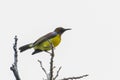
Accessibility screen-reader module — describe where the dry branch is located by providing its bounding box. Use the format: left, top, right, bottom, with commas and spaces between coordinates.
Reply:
60, 74, 88, 80
38, 60, 49, 79
38, 40, 88, 80
38, 40, 55, 80
10, 36, 21, 80
53, 67, 62, 80
49, 40, 54, 80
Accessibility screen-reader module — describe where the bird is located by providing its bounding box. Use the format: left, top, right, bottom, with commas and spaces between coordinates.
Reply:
19, 27, 71, 55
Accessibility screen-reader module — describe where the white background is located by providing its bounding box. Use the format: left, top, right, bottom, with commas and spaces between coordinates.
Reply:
0, 0, 119, 80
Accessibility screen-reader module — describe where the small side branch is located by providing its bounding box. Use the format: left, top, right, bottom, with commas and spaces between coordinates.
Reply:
53, 67, 62, 80
60, 74, 88, 80
38, 60, 49, 79
10, 36, 21, 80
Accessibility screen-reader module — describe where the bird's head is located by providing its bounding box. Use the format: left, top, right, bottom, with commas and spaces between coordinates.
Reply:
54, 27, 71, 35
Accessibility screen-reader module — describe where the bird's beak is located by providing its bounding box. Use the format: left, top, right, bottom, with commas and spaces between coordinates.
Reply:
64, 28, 72, 31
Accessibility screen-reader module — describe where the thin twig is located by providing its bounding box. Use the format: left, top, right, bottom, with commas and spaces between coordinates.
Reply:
53, 67, 62, 80
48, 40, 54, 80
60, 74, 88, 80
38, 60, 49, 79
10, 36, 21, 80
38, 40, 55, 80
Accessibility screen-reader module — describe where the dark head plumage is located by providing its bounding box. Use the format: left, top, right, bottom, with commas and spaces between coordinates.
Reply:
54, 27, 71, 35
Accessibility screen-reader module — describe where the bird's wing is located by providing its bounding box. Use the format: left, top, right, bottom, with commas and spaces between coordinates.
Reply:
32, 32, 57, 47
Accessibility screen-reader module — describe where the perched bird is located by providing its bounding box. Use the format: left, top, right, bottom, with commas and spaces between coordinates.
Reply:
19, 27, 71, 55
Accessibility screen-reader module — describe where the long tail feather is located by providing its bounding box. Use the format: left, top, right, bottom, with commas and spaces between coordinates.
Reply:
19, 43, 33, 52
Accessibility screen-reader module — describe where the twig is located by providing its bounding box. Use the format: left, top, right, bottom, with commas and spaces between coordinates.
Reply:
38, 60, 49, 79
60, 74, 88, 80
38, 39, 88, 80
53, 67, 62, 80
10, 36, 21, 80
48, 40, 54, 80
38, 40, 56, 80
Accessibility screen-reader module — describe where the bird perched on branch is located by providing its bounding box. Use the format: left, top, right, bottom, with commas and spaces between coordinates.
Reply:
19, 27, 71, 55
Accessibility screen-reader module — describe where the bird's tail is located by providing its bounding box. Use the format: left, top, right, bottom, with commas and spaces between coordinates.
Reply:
19, 43, 33, 52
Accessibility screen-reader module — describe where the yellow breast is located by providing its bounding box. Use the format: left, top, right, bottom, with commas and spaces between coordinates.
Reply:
34, 35, 61, 51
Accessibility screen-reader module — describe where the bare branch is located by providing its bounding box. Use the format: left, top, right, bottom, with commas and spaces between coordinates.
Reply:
60, 74, 88, 80
47, 40, 54, 80
38, 40, 56, 80
10, 36, 21, 80
38, 39, 88, 80
53, 67, 62, 80
38, 60, 49, 79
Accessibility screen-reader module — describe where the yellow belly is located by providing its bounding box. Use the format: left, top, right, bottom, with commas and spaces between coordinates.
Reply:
34, 35, 61, 51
